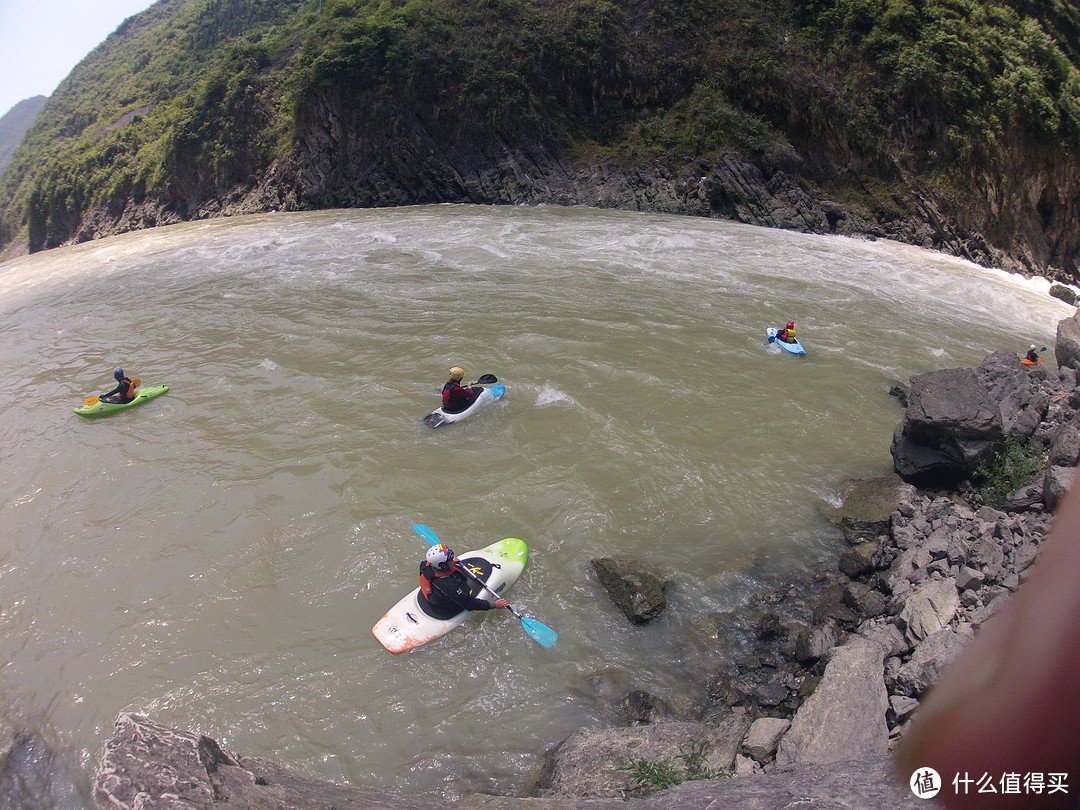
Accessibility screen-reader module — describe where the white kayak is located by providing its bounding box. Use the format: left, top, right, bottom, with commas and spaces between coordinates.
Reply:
372, 537, 528, 653
422, 383, 506, 428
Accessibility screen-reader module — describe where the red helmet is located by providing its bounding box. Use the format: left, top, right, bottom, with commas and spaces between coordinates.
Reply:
786, 322, 794, 329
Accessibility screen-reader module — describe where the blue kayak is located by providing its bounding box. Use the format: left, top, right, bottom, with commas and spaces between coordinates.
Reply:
767, 327, 806, 355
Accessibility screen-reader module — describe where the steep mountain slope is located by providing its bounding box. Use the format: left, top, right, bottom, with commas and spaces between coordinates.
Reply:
0, 97, 47, 179
1, 0, 1078, 281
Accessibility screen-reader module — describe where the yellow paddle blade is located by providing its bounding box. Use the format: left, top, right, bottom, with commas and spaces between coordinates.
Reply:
84, 396, 99, 406
132, 378, 141, 388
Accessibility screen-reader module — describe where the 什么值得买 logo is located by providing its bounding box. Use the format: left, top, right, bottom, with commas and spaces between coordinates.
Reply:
910, 767, 941, 799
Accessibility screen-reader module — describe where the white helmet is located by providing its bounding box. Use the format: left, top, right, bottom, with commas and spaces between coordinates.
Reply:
425, 544, 454, 569
1031, 344, 1037, 350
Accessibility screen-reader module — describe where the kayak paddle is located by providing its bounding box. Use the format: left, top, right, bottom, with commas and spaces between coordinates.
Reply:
84, 396, 99, 406
411, 523, 558, 648
473, 374, 498, 385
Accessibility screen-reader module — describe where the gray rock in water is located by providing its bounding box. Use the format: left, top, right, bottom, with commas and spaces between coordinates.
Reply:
0, 726, 83, 810
1050, 284, 1078, 306
823, 474, 916, 544
591, 556, 669, 624
794, 620, 840, 664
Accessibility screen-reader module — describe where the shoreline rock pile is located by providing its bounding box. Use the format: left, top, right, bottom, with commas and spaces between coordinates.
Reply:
78, 310, 1080, 807
529, 314, 1080, 801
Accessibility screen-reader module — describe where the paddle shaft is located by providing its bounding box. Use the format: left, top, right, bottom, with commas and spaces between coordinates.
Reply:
455, 562, 514, 612
455, 562, 555, 646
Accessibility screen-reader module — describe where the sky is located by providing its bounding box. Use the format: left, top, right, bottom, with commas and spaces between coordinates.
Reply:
0, 0, 157, 117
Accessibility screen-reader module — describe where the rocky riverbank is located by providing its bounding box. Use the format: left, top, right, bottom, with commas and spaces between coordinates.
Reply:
10, 312, 1080, 808
525, 315, 1080, 804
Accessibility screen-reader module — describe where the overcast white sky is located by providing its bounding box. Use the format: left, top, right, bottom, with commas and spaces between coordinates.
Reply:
0, 0, 157, 117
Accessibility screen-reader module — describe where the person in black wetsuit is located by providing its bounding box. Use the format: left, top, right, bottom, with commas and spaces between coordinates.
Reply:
441, 366, 480, 414
101, 368, 136, 403
418, 543, 509, 620
1026, 344, 1041, 363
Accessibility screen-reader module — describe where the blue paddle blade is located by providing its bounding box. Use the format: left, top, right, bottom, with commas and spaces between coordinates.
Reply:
412, 524, 440, 546
519, 616, 558, 647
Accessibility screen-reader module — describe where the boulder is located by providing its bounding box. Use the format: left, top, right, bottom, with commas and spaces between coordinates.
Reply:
774, 636, 889, 766
740, 717, 790, 763
1055, 310, 1080, 371
94, 713, 410, 809
1049, 284, 1078, 306
898, 578, 960, 644
622, 690, 672, 726
890, 367, 1004, 487
1004, 482, 1045, 513
600, 758, 925, 808
1048, 421, 1080, 466
794, 621, 840, 664
1045, 465, 1077, 511
823, 474, 916, 544
591, 557, 669, 624
890, 627, 972, 698
838, 541, 879, 578
889, 694, 920, 723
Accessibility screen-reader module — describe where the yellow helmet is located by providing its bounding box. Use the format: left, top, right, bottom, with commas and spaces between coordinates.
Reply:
449, 367, 465, 381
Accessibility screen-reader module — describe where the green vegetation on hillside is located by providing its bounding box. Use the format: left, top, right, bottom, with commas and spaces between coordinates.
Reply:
2, 0, 1079, 261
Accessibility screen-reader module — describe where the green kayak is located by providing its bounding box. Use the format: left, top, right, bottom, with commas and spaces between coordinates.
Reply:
74, 385, 170, 418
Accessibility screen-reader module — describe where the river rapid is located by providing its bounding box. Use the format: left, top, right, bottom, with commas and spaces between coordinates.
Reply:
0, 205, 1072, 804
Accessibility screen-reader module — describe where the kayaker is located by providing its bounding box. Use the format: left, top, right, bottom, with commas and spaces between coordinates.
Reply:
441, 366, 480, 413
101, 368, 137, 403
777, 321, 796, 343
418, 543, 510, 619
1025, 344, 1040, 363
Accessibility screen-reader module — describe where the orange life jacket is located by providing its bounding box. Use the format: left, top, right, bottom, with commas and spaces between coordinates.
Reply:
419, 562, 458, 601
118, 376, 136, 402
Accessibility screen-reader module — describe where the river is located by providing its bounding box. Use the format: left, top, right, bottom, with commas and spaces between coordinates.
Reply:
0, 205, 1071, 804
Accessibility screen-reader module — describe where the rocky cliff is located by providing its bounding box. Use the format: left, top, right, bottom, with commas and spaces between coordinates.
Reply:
2, 0, 1079, 282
